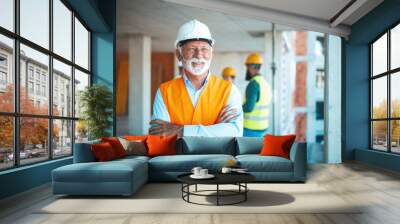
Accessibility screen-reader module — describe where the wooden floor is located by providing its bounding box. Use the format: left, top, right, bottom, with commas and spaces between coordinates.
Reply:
1, 162, 400, 224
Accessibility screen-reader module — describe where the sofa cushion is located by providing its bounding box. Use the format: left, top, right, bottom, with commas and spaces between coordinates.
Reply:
260, 134, 296, 159
124, 135, 148, 141
147, 135, 177, 157
101, 137, 127, 158
53, 158, 147, 183
149, 154, 235, 172
91, 142, 118, 161
179, 137, 235, 155
236, 155, 293, 172
236, 137, 263, 155
118, 138, 147, 156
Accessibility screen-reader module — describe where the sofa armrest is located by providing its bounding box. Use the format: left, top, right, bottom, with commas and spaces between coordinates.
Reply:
73, 140, 100, 163
289, 142, 307, 181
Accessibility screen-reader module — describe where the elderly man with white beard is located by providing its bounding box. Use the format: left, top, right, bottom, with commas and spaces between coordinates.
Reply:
149, 20, 243, 137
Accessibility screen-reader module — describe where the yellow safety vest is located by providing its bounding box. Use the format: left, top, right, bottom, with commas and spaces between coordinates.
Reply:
244, 75, 271, 130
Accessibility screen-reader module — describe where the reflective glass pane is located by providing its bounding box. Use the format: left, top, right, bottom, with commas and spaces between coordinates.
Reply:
391, 24, 400, 70
20, 44, 49, 115
391, 72, 400, 118
372, 121, 388, 151
74, 69, 89, 118
53, 0, 72, 60
372, 77, 387, 119
74, 18, 89, 70
0, 34, 14, 112
0, 116, 13, 170
0, 0, 14, 31
391, 120, 400, 153
372, 33, 387, 76
20, 117, 49, 165
53, 119, 72, 157
75, 120, 88, 143
53, 59, 72, 117
20, 0, 49, 49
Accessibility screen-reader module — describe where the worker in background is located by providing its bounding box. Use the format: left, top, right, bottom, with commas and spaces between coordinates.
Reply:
242, 53, 272, 137
149, 20, 243, 137
221, 66, 236, 83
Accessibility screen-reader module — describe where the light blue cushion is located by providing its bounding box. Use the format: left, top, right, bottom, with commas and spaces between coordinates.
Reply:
179, 137, 236, 155
236, 137, 263, 155
52, 158, 148, 195
149, 154, 235, 172
53, 159, 146, 183
236, 155, 293, 172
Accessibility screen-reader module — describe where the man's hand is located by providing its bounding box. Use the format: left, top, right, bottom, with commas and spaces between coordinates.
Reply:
216, 106, 239, 123
149, 120, 183, 138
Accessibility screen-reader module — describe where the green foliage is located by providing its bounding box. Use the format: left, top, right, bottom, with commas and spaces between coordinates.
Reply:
79, 84, 113, 140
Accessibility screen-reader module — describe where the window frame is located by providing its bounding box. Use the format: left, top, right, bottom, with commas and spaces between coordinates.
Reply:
370, 20, 400, 154
0, 0, 92, 171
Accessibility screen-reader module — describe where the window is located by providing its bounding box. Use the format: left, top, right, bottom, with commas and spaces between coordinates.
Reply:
0, 71, 6, 85
316, 69, 325, 89
0, 34, 13, 113
0, 0, 91, 170
74, 69, 89, 119
0, 54, 7, 67
36, 83, 40, 95
391, 24, 400, 70
316, 101, 324, 120
0, 0, 14, 32
20, 0, 49, 49
53, 0, 72, 60
42, 85, 46, 97
370, 23, 400, 153
35, 70, 41, 81
28, 81, 34, 94
53, 119, 72, 158
28, 67, 34, 80
0, 116, 13, 170
75, 17, 90, 70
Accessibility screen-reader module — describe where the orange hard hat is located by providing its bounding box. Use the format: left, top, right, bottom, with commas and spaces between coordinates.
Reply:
245, 53, 263, 65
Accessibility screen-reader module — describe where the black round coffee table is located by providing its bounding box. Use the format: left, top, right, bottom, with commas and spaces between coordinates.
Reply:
177, 173, 255, 206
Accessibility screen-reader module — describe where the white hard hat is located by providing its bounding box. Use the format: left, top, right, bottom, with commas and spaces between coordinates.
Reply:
175, 19, 215, 48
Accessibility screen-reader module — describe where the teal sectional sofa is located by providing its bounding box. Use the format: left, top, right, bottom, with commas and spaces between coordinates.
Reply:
52, 137, 307, 196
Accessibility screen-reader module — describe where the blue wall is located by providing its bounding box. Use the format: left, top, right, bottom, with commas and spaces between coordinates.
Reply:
344, 0, 400, 170
91, 0, 116, 135
0, 0, 116, 200
0, 158, 72, 199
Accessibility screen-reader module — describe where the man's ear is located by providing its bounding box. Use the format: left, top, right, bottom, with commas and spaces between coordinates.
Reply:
175, 49, 183, 61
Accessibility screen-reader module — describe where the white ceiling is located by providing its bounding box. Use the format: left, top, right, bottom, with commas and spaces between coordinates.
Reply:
117, 0, 383, 52
226, 0, 352, 24
224, 0, 383, 25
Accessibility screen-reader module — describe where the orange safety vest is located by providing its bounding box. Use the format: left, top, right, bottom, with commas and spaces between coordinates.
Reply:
160, 75, 232, 126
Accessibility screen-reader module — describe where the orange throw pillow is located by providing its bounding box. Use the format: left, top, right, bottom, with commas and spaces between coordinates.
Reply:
260, 134, 296, 159
101, 137, 127, 158
146, 135, 177, 157
124, 135, 148, 141
91, 142, 117, 161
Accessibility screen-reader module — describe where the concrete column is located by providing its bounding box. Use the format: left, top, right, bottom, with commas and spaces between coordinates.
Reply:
128, 35, 151, 135
264, 30, 282, 135
325, 34, 342, 163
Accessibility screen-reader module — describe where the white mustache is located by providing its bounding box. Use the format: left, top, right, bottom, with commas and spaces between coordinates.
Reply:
184, 57, 211, 75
